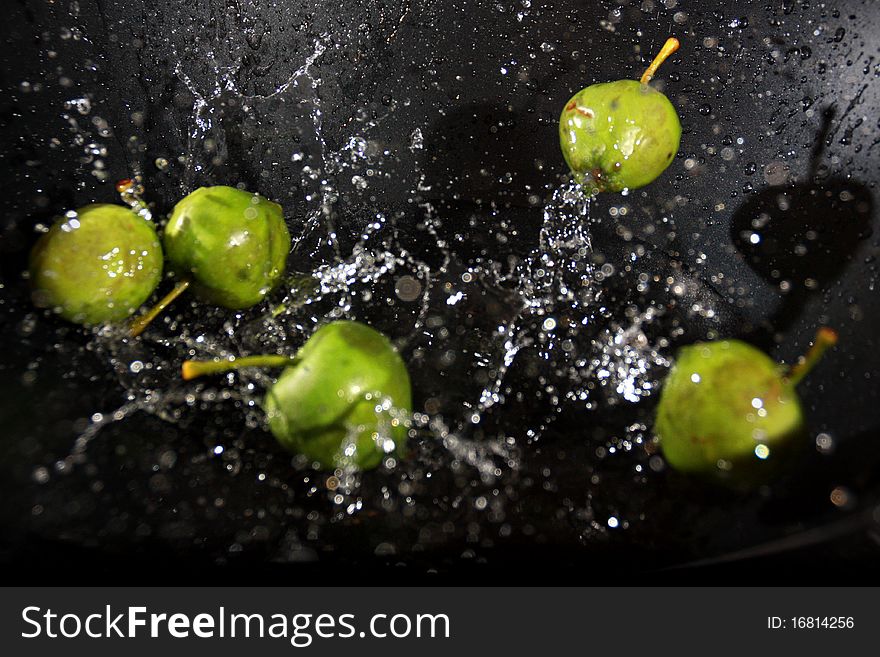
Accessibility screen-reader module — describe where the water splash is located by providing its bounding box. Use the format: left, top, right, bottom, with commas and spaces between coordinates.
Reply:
30, 9, 733, 561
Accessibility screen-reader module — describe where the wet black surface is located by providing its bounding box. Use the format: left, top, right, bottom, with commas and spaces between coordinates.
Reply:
1, 0, 879, 584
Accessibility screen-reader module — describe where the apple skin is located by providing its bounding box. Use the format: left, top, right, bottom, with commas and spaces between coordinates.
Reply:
559, 79, 680, 194
655, 340, 804, 482
264, 320, 412, 471
29, 204, 163, 325
163, 186, 291, 309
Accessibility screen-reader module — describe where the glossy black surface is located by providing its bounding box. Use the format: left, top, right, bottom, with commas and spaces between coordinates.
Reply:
1, 0, 878, 584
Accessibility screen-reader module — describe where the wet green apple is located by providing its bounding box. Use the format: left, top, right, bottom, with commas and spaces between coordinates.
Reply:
29, 204, 163, 325
655, 328, 837, 483
164, 185, 291, 308
130, 185, 291, 336
182, 320, 412, 471
560, 37, 681, 194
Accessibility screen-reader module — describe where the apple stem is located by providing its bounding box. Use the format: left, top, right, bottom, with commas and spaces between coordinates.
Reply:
130, 278, 192, 337
182, 354, 299, 381
640, 37, 681, 85
116, 177, 153, 222
787, 327, 839, 386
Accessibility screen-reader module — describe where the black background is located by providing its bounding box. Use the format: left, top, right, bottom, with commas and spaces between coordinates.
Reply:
0, 0, 879, 584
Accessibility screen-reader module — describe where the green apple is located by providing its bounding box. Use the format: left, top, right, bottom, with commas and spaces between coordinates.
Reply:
559, 37, 681, 194
655, 328, 838, 482
182, 320, 412, 471
29, 204, 162, 325
163, 186, 290, 308
131, 185, 291, 336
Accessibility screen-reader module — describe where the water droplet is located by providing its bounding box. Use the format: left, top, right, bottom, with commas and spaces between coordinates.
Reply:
394, 276, 422, 302
32, 467, 50, 484
816, 432, 835, 454
409, 128, 424, 151
65, 97, 91, 115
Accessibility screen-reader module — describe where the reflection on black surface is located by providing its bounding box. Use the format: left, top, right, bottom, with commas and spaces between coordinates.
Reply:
730, 108, 874, 339
420, 101, 553, 261
423, 101, 554, 208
